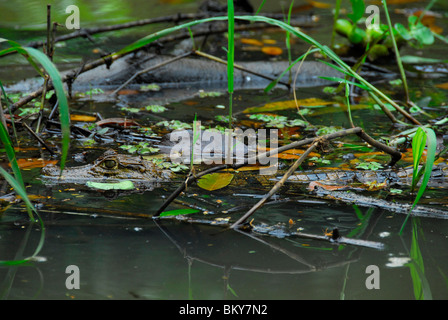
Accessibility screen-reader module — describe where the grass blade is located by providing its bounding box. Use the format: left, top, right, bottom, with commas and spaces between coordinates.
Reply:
400, 127, 437, 234
20, 47, 71, 172
0, 168, 46, 265
264, 48, 320, 92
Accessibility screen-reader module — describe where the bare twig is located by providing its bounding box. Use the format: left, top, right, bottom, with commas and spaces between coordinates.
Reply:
230, 140, 320, 229
21, 121, 56, 155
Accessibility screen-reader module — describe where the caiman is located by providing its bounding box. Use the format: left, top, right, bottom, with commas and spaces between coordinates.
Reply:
42, 148, 448, 189
41, 149, 173, 190
287, 164, 448, 188
6, 53, 395, 98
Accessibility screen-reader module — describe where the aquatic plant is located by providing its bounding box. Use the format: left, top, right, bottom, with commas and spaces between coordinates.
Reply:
0, 38, 71, 264
400, 127, 437, 234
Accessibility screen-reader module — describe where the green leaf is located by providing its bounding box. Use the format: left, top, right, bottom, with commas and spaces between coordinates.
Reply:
319, 76, 370, 90
401, 55, 448, 64
347, 0, 366, 24
400, 127, 437, 234
21, 47, 71, 173
0, 167, 45, 265
412, 127, 436, 208
407, 219, 432, 299
145, 105, 166, 113
198, 173, 234, 191
159, 208, 199, 217
86, 180, 135, 190
394, 23, 411, 40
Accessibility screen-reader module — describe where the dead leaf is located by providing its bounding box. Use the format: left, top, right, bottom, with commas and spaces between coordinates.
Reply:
70, 114, 97, 122
306, 0, 331, 9
435, 82, 448, 90
258, 147, 320, 159
261, 46, 283, 56
96, 118, 141, 127
262, 39, 277, 45
240, 38, 264, 47
12, 158, 58, 169
117, 89, 139, 95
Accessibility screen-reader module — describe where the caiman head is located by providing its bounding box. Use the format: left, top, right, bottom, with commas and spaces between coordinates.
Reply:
42, 149, 172, 183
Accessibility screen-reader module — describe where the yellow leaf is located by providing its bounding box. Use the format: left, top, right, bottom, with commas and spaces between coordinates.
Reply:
262, 39, 277, 45
435, 82, 448, 90
261, 46, 283, 56
197, 173, 234, 191
306, 0, 331, 9
240, 38, 264, 47
243, 98, 335, 113
70, 114, 97, 122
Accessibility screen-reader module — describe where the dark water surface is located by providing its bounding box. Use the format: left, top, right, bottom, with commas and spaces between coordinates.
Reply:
1, 0, 448, 300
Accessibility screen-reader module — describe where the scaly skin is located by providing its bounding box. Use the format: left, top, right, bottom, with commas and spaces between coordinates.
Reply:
42, 149, 172, 183
42, 149, 448, 188
288, 164, 448, 187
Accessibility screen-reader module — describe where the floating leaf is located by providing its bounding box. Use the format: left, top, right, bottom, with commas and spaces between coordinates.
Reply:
240, 38, 264, 46
145, 105, 167, 113
86, 180, 135, 190
435, 82, 448, 90
198, 173, 234, 191
96, 118, 141, 127
140, 83, 160, 91
261, 46, 283, 56
262, 39, 277, 45
306, 0, 331, 9
70, 114, 97, 122
243, 98, 335, 113
160, 208, 199, 217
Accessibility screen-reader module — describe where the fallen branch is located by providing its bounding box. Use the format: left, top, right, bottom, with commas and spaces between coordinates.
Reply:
7, 21, 305, 113
0, 13, 318, 59
154, 127, 402, 216
230, 140, 320, 228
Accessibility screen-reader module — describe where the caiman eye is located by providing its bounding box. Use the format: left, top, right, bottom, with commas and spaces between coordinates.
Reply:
103, 159, 117, 169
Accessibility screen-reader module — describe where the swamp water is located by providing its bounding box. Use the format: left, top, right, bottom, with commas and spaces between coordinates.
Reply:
1, 0, 448, 300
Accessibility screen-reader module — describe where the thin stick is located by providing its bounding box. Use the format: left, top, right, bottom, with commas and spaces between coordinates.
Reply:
230, 140, 319, 229
382, 0, 410, 105
21, 121, 56, 155
368, 91, 399, 124
46, 5, 51, 60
